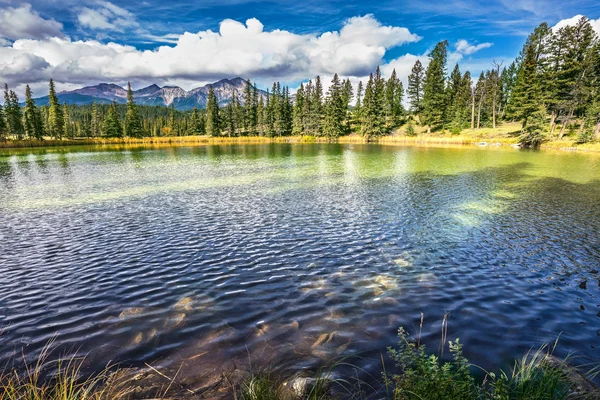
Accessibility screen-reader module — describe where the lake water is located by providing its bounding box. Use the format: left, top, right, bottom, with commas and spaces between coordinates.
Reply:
1, 143, 599, 390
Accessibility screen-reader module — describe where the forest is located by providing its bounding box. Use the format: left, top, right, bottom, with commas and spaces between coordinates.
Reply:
1, 17, 599, 147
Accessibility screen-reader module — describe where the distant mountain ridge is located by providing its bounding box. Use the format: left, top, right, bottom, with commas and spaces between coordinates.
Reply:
33, 77, 266, 110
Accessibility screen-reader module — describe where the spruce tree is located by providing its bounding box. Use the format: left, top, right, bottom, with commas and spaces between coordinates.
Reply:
386, 68, 403, 128
24, 85, 43, 140
48, 79, 64, 139
303, 80, 313, 134
292, 83, 306, 135
4, 85, 24, 140
422, 41, 449, 132
354, 81, 363, 129
510, 28, 547, 129
408, 60, 425, 116
310, 76, 323, 135
361, 69, 387, 138
0, 104, 6, 139
63, 103, 72, 138
125, 82, 144, 138
102, 102, 123, 138
257, 95, 264, 136
323, 73, 345, 138
91, 102, 101, 137
205, 85, 220, 136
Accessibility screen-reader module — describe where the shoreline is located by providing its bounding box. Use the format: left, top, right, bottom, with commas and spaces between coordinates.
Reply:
2, 134, 600, 154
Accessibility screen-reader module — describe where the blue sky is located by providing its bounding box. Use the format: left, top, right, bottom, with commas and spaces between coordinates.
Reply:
1, 0, 599, 96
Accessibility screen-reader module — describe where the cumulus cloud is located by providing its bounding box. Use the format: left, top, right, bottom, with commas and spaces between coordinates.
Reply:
455, 39, 493, 56
0, 14, 421, 94
78, 1, 139, 32
0, 3, 63, 41
552, 15, 600, 34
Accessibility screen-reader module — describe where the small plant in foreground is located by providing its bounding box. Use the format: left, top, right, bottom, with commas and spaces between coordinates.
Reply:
388, 327, 479, 400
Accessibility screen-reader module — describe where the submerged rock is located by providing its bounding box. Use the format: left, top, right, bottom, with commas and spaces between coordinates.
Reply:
282, 376, 318, 397
173, 296, 194, 311
119, 307, 148, 319
374, 275, 398, 290
163, 312, 186, 329
394, 258, 411, 267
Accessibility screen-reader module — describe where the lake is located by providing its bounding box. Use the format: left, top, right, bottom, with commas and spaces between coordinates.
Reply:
1, 143, 599, 388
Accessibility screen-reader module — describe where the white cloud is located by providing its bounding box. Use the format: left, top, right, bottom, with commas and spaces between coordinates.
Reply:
552, 15, 600, 34
1, 14, 421, 95
0, 3, 63, 41
455, 39, 493, 56
77, 1, 139, 32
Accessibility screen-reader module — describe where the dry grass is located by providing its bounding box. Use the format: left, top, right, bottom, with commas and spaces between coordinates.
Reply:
0, 342, 130, 400
2, 122, 600, 153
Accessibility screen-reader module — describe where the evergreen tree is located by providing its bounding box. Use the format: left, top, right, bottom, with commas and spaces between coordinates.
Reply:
292, 83, 306, 135
102, 102, 123, 138
4, 85, 24, 140
323, 73, 345, 138
303, 80, 313, 134
257, 95, 265, 136
422, 41, 449, 132
0, 104, 6, 139
91, 102, 101, 137
125, 82, 144, 138
188, 108, 205, 135
341, 78, 354, 133
408, 60, 425, 116
509, 25, 549, 129
449, 71, 473, 132
205, 85, 220, 136
386, 68, 403, 128
63, 103, 73, 139
354, 81, 363, 129
309, 76, 323, 135
361, 68, 387, 138
24, 85, 44, 140
48, 79, 64, 139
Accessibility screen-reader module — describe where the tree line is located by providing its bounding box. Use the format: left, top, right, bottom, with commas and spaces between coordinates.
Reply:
1, 16, 599, 146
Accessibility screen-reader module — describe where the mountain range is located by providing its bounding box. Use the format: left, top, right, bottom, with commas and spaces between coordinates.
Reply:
33, 77, 267, 111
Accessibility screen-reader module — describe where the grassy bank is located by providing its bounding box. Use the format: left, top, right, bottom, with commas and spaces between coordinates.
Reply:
2, 325, 598, 400
2, 123, 600, 153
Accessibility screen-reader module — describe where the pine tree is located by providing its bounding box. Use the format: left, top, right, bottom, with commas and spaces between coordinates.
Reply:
323, 73, 345, 138
446, 64, 463, 127
303, 80, 313, 134
63, 103, 73, 138
354, 81, 363, 129
408, 60, 425, 116
292, 83, 306, 135
91, 102, 101, 137
422, 41, 449, 132
48, 79, 64, 139
310, 76, 323, 135
102, 102, 123, 138
361, 68, 387, 138
257, 95, 265, 136
386, 68, 403, 128
341, 78, 354, 134
187, 108, 205, 135
449, 71, 473, 132
0, 104, 6, 139
125, 82, 144, 138
4, 85, 24, 140
510, 25, 548, 129
205, 85, 220, 137
24, 85, 44, 140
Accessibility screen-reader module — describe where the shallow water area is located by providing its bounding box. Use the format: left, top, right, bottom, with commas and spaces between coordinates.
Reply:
1, 143, 599, 389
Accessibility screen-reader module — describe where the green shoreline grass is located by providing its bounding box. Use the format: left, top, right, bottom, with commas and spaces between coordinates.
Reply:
2, 123, 600, 153
2, 326, 598, 400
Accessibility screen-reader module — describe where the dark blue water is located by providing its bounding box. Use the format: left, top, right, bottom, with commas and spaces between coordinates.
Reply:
1, 143, 599, 389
